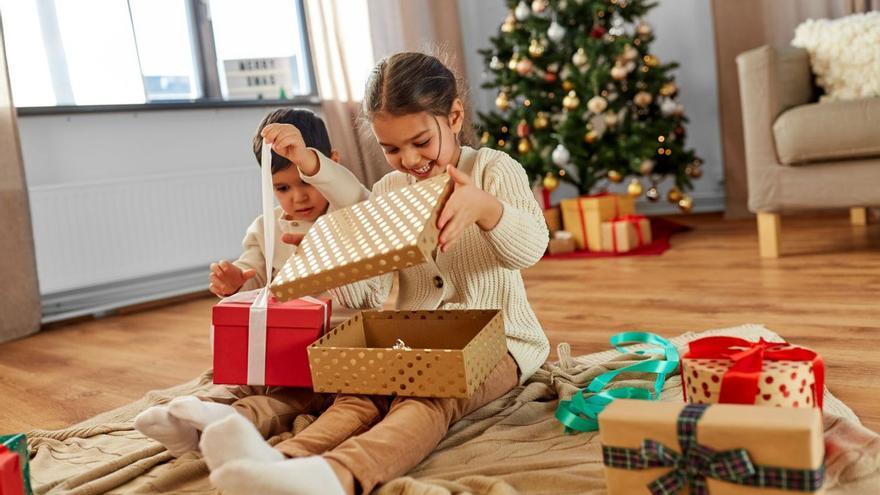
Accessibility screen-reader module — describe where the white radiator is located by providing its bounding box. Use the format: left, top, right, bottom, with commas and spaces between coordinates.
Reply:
29, 168, 261, 320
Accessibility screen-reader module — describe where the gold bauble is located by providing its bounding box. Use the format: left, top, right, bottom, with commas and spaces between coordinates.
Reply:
643, 54, 659, 68
516, 58, 534, 76
583, 130, 599, 144
480, 131, 491, 145
660, 82, 678, 97
508, 55, 519, 70
637, 22, 653, 37
608, 170, 624, 183
562, 90, 580, 110
667, 187, 682, 203
646, 186, 660, 202
542, 172, 559, 191
604, 112, 619, 126
678, 194, 693, 212
562, 80, 574, 91
639, 159, 655, 175
495, 92, 510, 110
627, 178, 644, 197
611, 64, 628, 80
534, 112, 550, 129
528, 39, 545, 58
517, 138, 532, 154
501, 13, 516, 33
686, 164, 703, 179
634, 91, 653, 107
532, 0, 548, 13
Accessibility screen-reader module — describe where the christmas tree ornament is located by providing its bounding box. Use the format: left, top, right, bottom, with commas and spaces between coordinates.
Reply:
678, 194, 693, 212
627, 178, 644, 196
501, 12, 516, 33
604, 112, 619, 126
508, 54, 519, 70
609, 12, 625, 36
514, 1, 531, 21
686, 163, 703, 178
544, 71, 558, 83
531, 0, 548, 14
583, 130, 599, 143
625, 61, 636, 73
528, 39, 546, 58
495, 92, 510, 110
611, 64, 628, 80
480, 131, 491, 145
562, 80, 574, 91
548, 20, 566, 43
587, 96, 608, 113
516, 58, 534, 75
552, 143, 571, 166
534, 112, 550, 129
607, 170, 624, 183
643, 54, 659, 67
562, 90, 581, 110
572, 48, 588, 68
516, 120, 530, 138
660, 82, 678, 96
660, 98, 677, 116
623, 45, 639, 61
675, 125, 686, 138
591, 25, 607, 38
489, 56, 504, 70
646, 186, 660, 201
634, 91, 653, 107
637, 22, 653, 37
523, 98, 532, 107
639, 159, 655, 175
517, 138, 532, 154
543, 171, 560, 191
667, 186, 682, 203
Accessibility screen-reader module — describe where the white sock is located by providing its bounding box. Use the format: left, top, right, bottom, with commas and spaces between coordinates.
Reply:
167, 395, 238, 431
133, 405, 199, 457
210, 457, 347, 495
199, 414, 284, 471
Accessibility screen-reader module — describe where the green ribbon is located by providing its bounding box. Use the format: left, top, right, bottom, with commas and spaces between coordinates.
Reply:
555, 331, 680, 432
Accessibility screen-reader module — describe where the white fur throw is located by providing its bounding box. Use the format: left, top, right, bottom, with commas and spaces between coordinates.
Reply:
792, 12, 880, 101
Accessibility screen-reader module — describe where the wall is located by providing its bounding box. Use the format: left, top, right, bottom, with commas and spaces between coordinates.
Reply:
457, 0, 725, 213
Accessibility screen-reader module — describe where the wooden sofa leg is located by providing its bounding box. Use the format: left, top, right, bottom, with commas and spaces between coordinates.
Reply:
850, 207, 868, 226
757, 212, 781, 258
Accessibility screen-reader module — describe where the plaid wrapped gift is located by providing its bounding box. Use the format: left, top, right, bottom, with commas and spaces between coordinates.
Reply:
599, 400, 825, 494
0, 434, 31, 495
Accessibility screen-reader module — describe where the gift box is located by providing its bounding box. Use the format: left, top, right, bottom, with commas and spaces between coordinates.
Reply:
308, 310, 507, 398
547, 231, 576, 255
213, 293, 331, 387
600, 215, 652, 253
682, 337, 824, 411
271, 174, 453, 302
543, 207, 562, 233
0, 434, 30, 495
599, 400, 825, 494
560, 193, 635, 251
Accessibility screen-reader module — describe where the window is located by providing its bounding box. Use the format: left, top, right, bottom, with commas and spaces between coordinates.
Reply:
0, 0, 316, 108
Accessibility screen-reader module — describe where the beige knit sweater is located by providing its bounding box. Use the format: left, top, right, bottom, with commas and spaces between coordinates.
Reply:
302, 146, 550, 382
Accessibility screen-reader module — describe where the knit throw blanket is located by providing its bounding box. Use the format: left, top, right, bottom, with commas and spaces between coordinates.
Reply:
27, 324, 880, 494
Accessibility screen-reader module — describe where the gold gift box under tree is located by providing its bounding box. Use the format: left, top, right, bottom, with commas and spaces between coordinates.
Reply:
560, 194, 635, 251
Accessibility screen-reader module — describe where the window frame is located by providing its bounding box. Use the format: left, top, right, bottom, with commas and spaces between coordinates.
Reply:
13, 0, 320, 116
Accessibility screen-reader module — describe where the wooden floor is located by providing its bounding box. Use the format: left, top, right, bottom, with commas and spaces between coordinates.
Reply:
1, 212, 879, 433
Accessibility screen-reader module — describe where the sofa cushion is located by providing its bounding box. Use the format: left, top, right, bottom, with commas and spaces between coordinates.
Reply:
773, 97, 880, 165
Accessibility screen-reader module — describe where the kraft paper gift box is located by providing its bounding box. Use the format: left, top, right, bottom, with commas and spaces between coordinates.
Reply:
681, 336, 824, 411
599, 400, 825, 494
560, 193, 635, 251
543, 207, 562, 233
547, 231, 576, 255
213, 293, 331, 387
0, 434, 30, 495
308, 310, 508, 399
270, 173, 453, 302
600, 215, 652, 253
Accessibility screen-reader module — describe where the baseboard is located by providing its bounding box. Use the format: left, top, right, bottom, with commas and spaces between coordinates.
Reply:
41, 266, 211, 324
635, 191, 726, 215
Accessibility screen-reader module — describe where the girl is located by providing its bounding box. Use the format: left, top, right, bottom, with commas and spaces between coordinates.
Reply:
199, 52, 551, 495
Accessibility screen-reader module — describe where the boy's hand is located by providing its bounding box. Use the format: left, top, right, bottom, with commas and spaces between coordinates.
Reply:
260, 123, 320, 176
437, 165, 503, 252
209, 260, 256, 297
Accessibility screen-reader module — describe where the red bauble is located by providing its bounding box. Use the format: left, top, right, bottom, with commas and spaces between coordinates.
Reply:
516, 121, 531, 138
591, 25, 607, 38
544, 71, 558, 83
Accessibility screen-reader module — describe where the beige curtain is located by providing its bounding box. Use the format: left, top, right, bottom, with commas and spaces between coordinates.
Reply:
712, 0, 878, 218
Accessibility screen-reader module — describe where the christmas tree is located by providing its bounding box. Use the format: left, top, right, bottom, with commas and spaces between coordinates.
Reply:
476, 0, 702, 211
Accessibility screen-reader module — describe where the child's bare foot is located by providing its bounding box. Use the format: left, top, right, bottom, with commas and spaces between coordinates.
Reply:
199, 414, 284, 471
133, 405, 199, 457
167, 395, 237, 431
210, 457, 346, 495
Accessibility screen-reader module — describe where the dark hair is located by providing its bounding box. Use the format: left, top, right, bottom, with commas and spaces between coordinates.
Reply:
252, 108, 332, 173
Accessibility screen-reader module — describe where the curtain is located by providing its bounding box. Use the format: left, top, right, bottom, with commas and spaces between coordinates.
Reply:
711, 0, 878, 218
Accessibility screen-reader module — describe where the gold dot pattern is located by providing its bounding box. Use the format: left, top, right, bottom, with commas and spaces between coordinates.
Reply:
308, 309, 507, 398
270, 174, 452, 302
683, 357, 818, 409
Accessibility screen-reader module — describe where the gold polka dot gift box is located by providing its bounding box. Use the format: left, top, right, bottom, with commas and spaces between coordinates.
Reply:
308, 310, 508, 399
681, 336, 825, 411
270, 173, 452, 303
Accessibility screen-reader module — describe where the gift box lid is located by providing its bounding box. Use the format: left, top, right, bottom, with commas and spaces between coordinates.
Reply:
213, 296, 329, 328
270, 174, 453, 302
561, 193, 635, 211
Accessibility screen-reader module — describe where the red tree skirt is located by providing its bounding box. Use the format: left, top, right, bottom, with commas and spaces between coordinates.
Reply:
543, 217, 692, 260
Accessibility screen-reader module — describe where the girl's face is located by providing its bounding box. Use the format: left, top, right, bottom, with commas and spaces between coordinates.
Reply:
371, 99, 464, 181
272, 165, 329, 222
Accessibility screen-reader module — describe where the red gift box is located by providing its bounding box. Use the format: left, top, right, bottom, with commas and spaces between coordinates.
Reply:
213, 292, 331, 387
681, 336, 825, 411
0, 446, 23, 495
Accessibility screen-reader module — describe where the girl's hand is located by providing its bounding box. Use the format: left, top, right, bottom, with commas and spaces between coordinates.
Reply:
281, 233, 305, 246
209, 260, 256, 297
260, 123, 320, 176
436, 165, 503, 252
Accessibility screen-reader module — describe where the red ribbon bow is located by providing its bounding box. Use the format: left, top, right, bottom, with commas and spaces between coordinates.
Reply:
683, 336, 824, 410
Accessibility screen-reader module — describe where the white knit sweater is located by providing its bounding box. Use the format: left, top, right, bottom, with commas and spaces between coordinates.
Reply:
301, 146, 550, 382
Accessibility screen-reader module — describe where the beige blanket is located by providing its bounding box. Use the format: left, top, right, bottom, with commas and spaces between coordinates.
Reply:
27, 324, 880, 494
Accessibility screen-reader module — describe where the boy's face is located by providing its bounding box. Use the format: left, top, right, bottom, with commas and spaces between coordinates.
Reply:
273, 166, 328, 223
